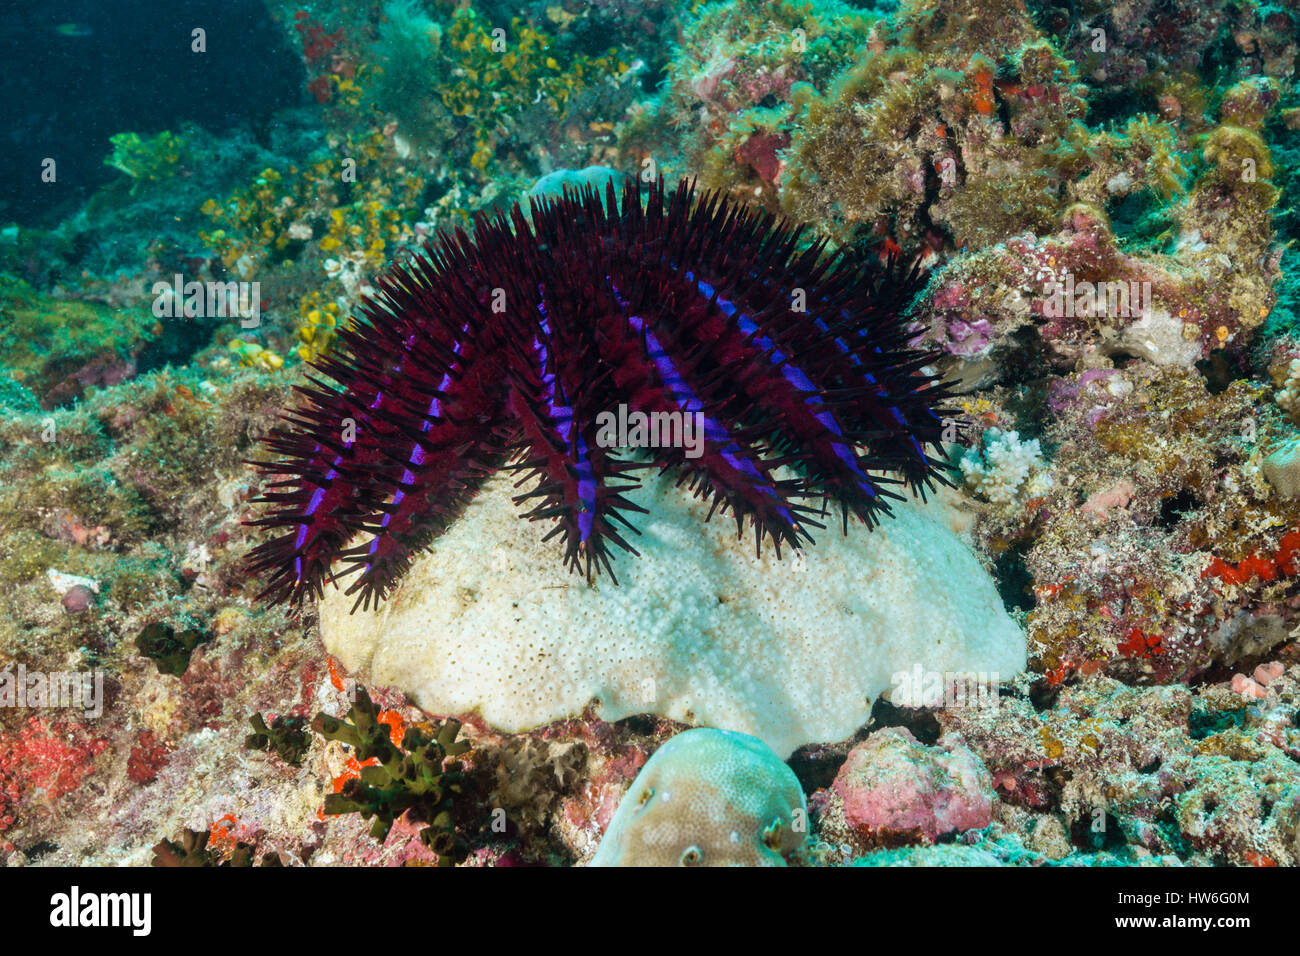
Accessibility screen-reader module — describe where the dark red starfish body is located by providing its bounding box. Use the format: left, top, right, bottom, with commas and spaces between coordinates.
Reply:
245, 177, 951, 610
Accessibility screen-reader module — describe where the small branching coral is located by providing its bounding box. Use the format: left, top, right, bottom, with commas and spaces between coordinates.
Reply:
958, 427, 1049, 505
313, 687, 470, 864
244, 178, 951, 609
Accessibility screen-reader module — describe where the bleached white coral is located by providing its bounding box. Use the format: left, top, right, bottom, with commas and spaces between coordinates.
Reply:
319, 470, 1025, 759
1276, 358, 1300, 419
959, 428, 1046, 505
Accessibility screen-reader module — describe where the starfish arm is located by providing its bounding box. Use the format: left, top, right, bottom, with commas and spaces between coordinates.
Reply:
244, 259, 498, 605
243, 388, 386, 605
321, 257, 511, 609
600, 274, 814, 554
503, 293, 645, 582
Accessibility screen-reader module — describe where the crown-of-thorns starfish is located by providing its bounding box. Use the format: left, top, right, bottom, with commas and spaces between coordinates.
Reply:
245, 177, 953, 611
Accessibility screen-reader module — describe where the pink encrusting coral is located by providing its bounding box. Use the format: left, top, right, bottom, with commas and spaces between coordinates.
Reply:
818, 728, 995, 847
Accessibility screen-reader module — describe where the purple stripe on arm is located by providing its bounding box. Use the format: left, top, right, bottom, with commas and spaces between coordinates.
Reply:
691, 276, 876, 498
366, 326, 471, 560
608, 278, 795, 525
535, 287, 598, 541
294, 330, 429, 571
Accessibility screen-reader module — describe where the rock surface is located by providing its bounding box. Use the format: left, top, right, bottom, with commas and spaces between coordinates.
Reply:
828, 727, 996, 844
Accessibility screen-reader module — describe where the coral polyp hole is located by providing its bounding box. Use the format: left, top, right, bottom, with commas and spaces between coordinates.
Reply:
762, 819, 786, 850
1156, 491, 1202, 529
1105, 350, 1143, 369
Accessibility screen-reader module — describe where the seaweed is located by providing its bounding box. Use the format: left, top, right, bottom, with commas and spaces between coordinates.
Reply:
135, 622, 211, 677
245, 712, 310, 767
313, 687, 471, 865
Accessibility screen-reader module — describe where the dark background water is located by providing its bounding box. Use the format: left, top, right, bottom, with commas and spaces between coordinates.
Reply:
0, 0, 304, 226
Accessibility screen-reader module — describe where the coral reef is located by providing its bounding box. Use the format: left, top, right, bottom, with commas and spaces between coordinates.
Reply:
0, 277, 158, 407
590, 728, 807, 866
780, 0, 1091, 250
627, 0, 878, 205
0, 0, 1297, 872
934, 669, 1300, 866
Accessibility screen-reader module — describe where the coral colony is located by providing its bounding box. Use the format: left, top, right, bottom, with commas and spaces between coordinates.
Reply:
2, 0, 1300, 880
245, 177, 951, 609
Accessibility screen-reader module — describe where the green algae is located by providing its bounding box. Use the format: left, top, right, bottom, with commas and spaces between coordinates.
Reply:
245, 712, 310, 767
313, 686, 471, 864
0, 276, 158, 407
135, 621, 212, 677
152, 828, 281, 867
104, 130, 192, 186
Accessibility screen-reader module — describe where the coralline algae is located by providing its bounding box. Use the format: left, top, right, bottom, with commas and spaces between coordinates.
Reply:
822, 727, 996, 846
319, 469, 1026, 759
